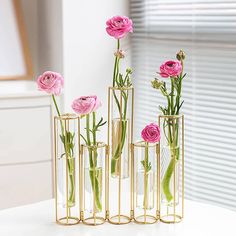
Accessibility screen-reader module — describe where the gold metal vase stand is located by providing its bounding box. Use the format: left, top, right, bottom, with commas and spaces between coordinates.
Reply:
53, 109, 184, 226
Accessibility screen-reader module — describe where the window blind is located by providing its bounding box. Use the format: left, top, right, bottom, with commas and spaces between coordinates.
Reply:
130, 0, 236, 211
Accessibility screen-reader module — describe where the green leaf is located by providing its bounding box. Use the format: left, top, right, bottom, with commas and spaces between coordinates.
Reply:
59, 134, 65, 144
99, 121, 107, 127
60, 153, 66, 159
181, 73, 186, 80
177, 100, 184, 113
80, 134, 88, 145
141, 160, 152, 172
96, 117, 104, 126
159, 105, 167, 115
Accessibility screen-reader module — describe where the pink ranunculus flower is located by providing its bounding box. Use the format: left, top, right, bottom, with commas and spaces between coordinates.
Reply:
72, 95, 102, 116
106, 15, 133, 39
141, 123, 161, 143
37, 71, 64, 96
159, 60, 182, 78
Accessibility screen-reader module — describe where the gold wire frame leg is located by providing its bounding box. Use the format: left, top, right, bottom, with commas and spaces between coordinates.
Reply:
83, 217, 106, 226
134, 215, 157, 224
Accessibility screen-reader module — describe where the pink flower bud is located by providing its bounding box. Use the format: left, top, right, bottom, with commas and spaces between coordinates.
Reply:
141, 123, 161, 143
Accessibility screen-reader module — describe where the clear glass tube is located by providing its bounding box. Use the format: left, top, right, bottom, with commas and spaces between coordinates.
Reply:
159, 114, 184, 223
109, 87, 133, 179
81, 142, 106, 225
107, 86, 134, 224
133, 141, 158, 224
54, 114, 80, 225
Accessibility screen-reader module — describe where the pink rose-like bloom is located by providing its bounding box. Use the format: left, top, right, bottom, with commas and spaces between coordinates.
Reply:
141, 123, 161, 143
159, 60, 182, 78
106, 15, 133, 39
72, 96, 102, 116
37, 71, 64, 96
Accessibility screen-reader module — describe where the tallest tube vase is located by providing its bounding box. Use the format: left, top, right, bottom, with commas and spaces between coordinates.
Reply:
107, 86, 134, 224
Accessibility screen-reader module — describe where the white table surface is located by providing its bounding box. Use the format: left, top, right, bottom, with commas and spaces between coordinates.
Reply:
0, 199, 235, 236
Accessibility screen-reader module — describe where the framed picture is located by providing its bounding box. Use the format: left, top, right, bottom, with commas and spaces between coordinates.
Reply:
0, 0, 33, 80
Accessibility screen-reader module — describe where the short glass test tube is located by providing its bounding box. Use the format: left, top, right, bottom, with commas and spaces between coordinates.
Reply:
132, 141, 159, 224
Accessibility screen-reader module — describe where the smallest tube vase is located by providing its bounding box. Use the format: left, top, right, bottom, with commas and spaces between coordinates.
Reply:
132, 141, 159, 224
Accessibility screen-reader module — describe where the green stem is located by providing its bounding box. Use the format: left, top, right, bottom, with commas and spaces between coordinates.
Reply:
86, 114, 93, 171
162, 123, 180, 203
86, 114, 91, 146
86, 113, 102, 211
171, 78, 175, 114
112, 39, 120, 87
92, 112, 98, 167
92, 112, 96, 145
89, 165, 102, 211
52, 95, 75, 206
143, 142, 149, 208
52, 95, 61, 117
111, 92, 128, 175
112, 39, 121, 114
144, 172, 149, 209
162, 157, 175, 202
113, 57, 118, 87
111, 120, 127, 174
52, 95, 64, 136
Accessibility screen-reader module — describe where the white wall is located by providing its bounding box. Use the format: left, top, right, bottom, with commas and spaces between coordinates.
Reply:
0, 0, 130, 208
62, 0, 131, 140
22, 0, 130, 126
22, 0, 130, 121
21, 0, 63, 77
0, 0, 63, 208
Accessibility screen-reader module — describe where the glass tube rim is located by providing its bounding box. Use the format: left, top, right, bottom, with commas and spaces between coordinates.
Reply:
109, 86, 133, 91
133, 140, 159, 148
81, 141, 106, 150
158, 114, 184, 119
54, 113, 79, 120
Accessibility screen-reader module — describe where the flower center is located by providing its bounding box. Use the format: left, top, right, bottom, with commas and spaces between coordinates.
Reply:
167, 62, 174, 67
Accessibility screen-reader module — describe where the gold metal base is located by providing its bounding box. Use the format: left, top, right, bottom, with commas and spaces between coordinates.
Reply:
134, 215, 158, 224
83, 217, 106, 226
108, 215, 131, 225
160, 214, 182, 224
56, 217, 80, 226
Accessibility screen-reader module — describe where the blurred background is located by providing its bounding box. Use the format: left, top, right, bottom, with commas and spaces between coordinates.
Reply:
0, 0, 235, 212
